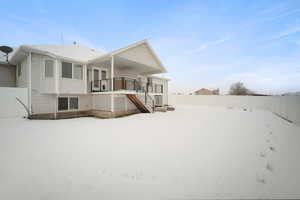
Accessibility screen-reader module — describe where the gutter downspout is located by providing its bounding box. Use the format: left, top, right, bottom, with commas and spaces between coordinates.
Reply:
28, 52, 32, 118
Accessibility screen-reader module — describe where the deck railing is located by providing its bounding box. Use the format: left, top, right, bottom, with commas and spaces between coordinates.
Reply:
90, 77, 143, 92
90, 77, 163, 94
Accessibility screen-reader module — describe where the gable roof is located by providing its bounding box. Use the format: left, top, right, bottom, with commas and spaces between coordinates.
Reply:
89, 40, 167, 73
9, 44, 105, 64
9, 40, 167, 73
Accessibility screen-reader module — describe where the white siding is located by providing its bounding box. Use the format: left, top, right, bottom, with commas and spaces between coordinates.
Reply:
31, 92, 56, 114
93, 94, 111, 111
59, 61, 86, 94
79, 95, 92, 110
114, 96, 126, 111
31, 53, 56, 93
0, 64, 16, 87
32, 93, 92, 114
16, 57, 28, 88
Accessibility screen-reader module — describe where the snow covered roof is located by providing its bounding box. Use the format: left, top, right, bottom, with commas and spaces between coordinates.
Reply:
9, 44, 105, 64
27, 45, 105, 62
89, 40, 167, 73
9, 40, 167, 74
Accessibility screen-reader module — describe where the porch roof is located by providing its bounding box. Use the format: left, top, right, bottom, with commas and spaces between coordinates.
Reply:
88, 40, 167, 74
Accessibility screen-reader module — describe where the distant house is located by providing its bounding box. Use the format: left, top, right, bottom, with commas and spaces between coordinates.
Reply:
194, 88, 219, 95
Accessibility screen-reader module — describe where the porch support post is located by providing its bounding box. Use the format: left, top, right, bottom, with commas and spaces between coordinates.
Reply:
110, 55, 114, 113
83, 64, 87, 93
111, 55, 114, 91
54, 59, 59, 119
28, 52, 32, 117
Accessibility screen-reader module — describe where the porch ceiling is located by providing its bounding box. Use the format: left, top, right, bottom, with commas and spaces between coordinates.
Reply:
88, 40, 167, 75
89, 54, 164, 75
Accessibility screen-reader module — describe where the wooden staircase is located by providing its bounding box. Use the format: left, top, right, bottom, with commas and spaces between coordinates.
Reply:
127, 94, 154, 113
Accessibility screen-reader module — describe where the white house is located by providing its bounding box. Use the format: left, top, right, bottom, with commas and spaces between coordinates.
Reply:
3, 40, 170, 119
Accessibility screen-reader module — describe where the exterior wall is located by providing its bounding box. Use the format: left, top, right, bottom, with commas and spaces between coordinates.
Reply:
169, 95, 300, 126
31, 92, 56, 114
32, 93, 92, 115
59, 60, 86, 94
0, 64, 16, 87
0, 87, 27, 118
150, 77, 169, 105
114, 68, 139, 79
31, 53, 56, 93
93, 94, 111, 111
16, 56, 28, 88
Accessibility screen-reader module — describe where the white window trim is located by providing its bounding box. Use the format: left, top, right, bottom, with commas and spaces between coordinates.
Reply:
57, 96, 79, 112
100, 68, 108, 80
61, 61, 73, 80
73, 64, 83, 80
61, 61, 84, 80
43, 58, 55, 79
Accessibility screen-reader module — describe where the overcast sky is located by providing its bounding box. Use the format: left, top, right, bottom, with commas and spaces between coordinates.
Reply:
1, 0, 300, 94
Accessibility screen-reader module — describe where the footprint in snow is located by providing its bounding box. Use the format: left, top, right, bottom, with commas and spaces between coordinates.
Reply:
266, 162, 274, 172
256, 172, 266, 184
259, 151, 266, 158
269, 146, 276, 152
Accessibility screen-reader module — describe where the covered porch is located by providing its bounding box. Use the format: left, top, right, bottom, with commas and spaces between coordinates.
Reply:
87, 40, 166, 94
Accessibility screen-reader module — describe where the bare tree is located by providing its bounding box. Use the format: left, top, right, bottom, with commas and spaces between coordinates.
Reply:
229, 82, 251, 95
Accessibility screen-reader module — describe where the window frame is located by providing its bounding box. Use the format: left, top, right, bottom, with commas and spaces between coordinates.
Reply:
44, 59, 55, 79
73, 64, 83, 80
69, 96, 79, 110
100, 68, 108, 80
57, 96, 79, 112
61, 61, 85, 80
61, 61, 73, 79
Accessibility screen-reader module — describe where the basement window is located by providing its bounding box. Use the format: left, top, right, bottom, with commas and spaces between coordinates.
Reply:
58, 97, 69, 111
69, 97, 79, 109
45, 60, 54, 78
58, 97, 79, 111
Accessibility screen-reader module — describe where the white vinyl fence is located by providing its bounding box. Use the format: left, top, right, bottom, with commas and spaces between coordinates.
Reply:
0, 87, 28, 118
169, 95, 300, 125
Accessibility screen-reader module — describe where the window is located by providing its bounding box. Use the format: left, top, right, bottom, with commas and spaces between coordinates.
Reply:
69, 97, 79, 109
155, 84, 163, 93
101, 70, 107, 79
62, 62, 72, 78
58, 97, 68, 111
17, 64, 22, 77
45, 60, 54, 78
74, 64, 83, 80
58, 97, 79, 111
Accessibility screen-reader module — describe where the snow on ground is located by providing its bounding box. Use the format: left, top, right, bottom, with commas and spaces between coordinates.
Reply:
0, 105, 300, 200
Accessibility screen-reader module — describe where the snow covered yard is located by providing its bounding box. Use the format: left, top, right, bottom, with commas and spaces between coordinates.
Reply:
0, 105, 300, 200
